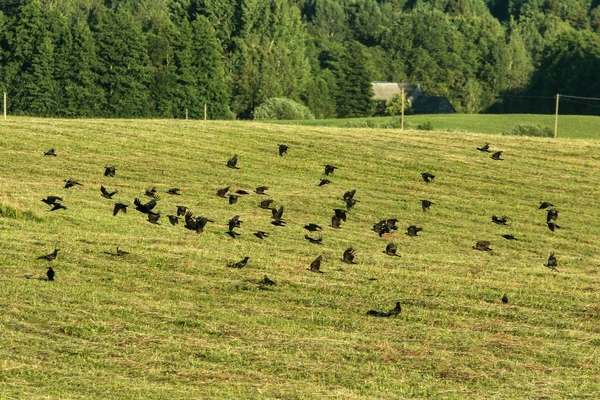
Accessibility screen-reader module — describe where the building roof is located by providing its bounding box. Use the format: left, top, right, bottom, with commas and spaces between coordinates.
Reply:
371, 82, 422, 101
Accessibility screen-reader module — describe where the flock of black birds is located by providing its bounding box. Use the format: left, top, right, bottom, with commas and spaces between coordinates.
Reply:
33, 141, 563, 315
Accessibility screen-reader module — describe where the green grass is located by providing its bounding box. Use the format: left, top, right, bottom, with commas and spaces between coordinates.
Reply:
269, 113, 600, 140
1, 116, 600, 399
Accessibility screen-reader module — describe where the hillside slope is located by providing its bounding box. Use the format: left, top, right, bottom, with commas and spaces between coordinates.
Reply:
1, 118, 599, 399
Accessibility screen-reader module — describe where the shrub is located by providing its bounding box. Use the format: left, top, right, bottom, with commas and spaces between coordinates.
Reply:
385, 94, 412, 116
417, 121, 434, 131
502, 124, 553, 137
253, 98, 315, 121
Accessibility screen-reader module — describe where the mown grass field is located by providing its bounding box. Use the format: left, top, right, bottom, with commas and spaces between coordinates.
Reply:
270, 114, 600, 140
1, 116, 600, 399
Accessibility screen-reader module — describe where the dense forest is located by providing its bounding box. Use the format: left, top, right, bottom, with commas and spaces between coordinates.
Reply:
0, 0, 599, 119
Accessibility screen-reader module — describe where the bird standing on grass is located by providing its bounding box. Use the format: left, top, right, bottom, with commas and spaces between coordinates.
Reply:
501, 294, 509, 304
545, 252, 558, 271
366, 302, 401, 317
38, 249, 59, 261
384, 243, 401, 257
46, 267, 55, 281
278, 144, 289, 156
228, 257, 249, 269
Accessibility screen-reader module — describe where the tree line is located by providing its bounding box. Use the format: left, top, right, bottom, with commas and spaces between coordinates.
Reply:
0, 0, 599, 119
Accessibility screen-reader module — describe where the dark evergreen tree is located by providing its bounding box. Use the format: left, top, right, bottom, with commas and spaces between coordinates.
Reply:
335, 41, 374, 117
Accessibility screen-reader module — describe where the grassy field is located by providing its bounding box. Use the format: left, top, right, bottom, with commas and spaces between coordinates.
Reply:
1, 116, 600, 399
269, 114, 600, 140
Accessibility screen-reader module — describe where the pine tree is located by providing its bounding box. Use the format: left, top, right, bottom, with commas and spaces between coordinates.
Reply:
335, 41, 374, 118
172, 17, 199, 118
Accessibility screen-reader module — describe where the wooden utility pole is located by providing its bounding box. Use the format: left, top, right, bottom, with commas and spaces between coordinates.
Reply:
186, 108, 189, 120
554, 93, 559, 138
204, 104, 207, 121
401, 87, 405, 130
3, 92, 6, 120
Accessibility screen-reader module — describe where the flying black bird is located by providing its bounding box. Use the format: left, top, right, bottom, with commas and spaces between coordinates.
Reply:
373, 220, 389, 237
255, 186, 269, 195
473, 241, 492, 251
113, 202, 128, 216
50, 203, 67, 211
184, 211, 213, 233
38, 249, 59, 261
167, 215, 179, 226
345, 198, 359, 210
331, 215, 342, 229
476, 143, 491, 152
341, 248, 357, 264
545, 252, 558, 271
421, 199, 433, 211
539, 202, 555, 210
44, 148, 56, 156
406, 225, 422, 237
308, 255, 323, 273
334, 209, 348, 222
254, 231, 269, 240
383, 243, 401, 257
42, 196, 63, 206
176, 206, 187, 216
278, 144, 289, 156
46, 267, 55, 281
318, 179, 332, 186
304, 223, 323, 232
167, 188, 181, 195
229, 194, 239, 205
64, 179, 83, 189
421, 172, 435, 183
145, 188, 159, 198
501, 294, 509, 304
228, 256, 249, 269
324, 164, 338, 176
116, 247, 129, 256
366, 302, 401, 317
304, 235, 323, 244
104, 166, 116, 177
501, 234, 517, 240
261, 275, 276, 286
147, 213, 160, 224
492, 215, 509, 225
491, 151, 503, 160
217, 187, 230, 198
227, 154, 240, 169
342, 189, 356, 202
236, 189, 250, 195
101, 185, 118, 199
134, 198, 158, 214
547, 222, 561, 232
546, 209, 559, 223
259, 199, 274, 209
228, 215, 242, 231
271, 205, 284, 221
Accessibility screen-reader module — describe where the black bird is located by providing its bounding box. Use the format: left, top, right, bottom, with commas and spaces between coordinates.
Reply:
476, 143, 491, 152
366, 302, 401, 317
334, 209, 348, 222
134, 198, 158, 214
422, 200, 433, 211
261, 275, 276, 286
236, 189, 250, 195
116, 247, 129, 256
259, 199, 274, 209
104, 166, 116, 177
167, 215, 179, 226
227, 154, 240, 169
324, 164, 338, 176
473, 241, 492, 251
539, 202, 555, 210
167, 188, 181, 195
228, 215, 243, 231
491, 151, 503, 160
383, 243, 401, 257
547, 222, 561, 232
44, 148, 56, 156
345, 198, 359, 210
421, 172, 435, 183
342, 189, 356, 202
341, 248, 357, 264
304, 223, 322, 232
271, 205, 284, 222
46, 267, 55, 281
318, 179, 332, 186
406, 225, 422, 237
304, 235, 323, 244
492, 215, 509, 225
38, 249, 59, 261
147, 213, 160, 225
278, 144, 289, 156
113, 202, 128, 216
228, 256, 249, 268
64, 179, 83, 189
217, 187, 230, 198
373, 219, 398, 237
255, 186, 269, 195
331, 215, 342, 229
254, 231, 269, 240
501, 294, 509, 304
501, 234, 517, 240
101, 185, 118, 199
545, 252, 558, 271
308, 255, 323, 273
145, 188, 159, 198
50, 203, 67, 211
42, 196, 63, 206
184, 211, 213, 233
176, 206, 187, 216
229, 194, 239, 205
546, 209, 559, 223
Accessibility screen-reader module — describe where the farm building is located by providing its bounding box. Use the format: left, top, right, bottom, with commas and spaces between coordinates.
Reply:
371, 82, 455, 114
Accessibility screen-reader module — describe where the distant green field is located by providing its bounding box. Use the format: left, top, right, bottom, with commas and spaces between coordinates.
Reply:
269, 113, 600, 140
1, 117, 600, 399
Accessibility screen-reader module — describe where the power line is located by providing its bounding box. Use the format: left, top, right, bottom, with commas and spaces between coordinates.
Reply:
561, 97, 600, 110
560, 94, 600, 101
